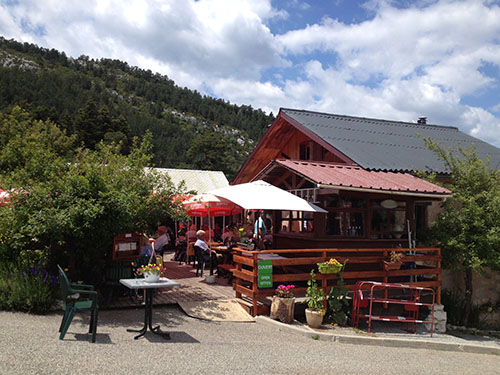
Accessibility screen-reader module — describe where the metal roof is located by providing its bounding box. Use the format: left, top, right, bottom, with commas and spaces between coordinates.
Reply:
147, 168, 229, 193
273, 160, 451, 197
281, 108, 500, 174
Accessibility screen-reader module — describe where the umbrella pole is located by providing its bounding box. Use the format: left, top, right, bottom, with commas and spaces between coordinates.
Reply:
209, 210, 214, 276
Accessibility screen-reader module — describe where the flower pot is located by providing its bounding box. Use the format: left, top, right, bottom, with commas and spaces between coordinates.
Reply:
270, 296, 295, 324
143, 272, 160, 283
383, 260, 402, 271
305, 308, 324, 328
317, 263, 342, 274
205, 275, 216, 284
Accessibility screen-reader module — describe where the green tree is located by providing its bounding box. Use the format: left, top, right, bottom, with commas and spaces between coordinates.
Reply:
186, 129, 252, 180
0, 109, 186, 286
423, 138, 500, 325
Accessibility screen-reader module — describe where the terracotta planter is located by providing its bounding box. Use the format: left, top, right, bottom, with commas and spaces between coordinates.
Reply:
383, 261, 402, 271
305, 308, 324, 328
270, 296, 295, 323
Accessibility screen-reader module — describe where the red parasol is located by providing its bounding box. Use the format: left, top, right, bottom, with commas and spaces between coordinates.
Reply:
183, 193, 242, 217
183, 193, 242, 278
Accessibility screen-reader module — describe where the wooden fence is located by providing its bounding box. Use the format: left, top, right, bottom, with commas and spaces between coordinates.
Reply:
232, 247, 441, 316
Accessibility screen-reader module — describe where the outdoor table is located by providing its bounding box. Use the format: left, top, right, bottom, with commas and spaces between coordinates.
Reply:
212, 245, 232, 264
119, 277, 180, 340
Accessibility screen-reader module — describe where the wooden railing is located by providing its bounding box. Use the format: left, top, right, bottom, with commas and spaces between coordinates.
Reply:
232, 247, 441, 316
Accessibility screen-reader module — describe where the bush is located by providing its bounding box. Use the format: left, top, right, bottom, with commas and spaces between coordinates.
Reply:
0, 108, 186, 288
0, 261, 58, 313
442, 289, 481, 328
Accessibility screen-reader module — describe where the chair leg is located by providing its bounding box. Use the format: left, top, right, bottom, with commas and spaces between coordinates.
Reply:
91, 308, 98, 343
89, 309, 94, 333
59, 307, 76, 340
59, 309, 69, 332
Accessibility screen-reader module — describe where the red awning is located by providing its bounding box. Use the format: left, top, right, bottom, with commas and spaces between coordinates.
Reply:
268, 160, 451, 197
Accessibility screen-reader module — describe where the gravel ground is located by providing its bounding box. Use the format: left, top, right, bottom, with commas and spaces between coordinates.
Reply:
1, 306, 499, 375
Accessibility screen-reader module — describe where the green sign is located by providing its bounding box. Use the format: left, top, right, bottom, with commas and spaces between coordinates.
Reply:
258, 260, 273, 288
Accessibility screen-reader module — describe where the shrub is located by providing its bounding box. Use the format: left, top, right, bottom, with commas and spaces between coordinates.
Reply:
327, 259, 350, 326
442, 289, 481, 328
305, 270, 325, 314
0, 261, 58, 313
0, 109, 186, 287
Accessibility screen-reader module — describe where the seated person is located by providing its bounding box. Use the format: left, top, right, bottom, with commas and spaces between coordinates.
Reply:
228, 223, 240, 243
221, 226, 232, 244
202, 224, 215, 241
174, 228, 187, 262
214, 223, 222, 242
186, 224, 198, 243
153, 226, 169, 256
194, 230, 217, 265
141, 233, 153, 256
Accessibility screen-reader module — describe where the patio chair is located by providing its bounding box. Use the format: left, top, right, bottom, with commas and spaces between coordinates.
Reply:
187, 241, 196, 266
194, 245, 206, 277
57, 265, 98, 343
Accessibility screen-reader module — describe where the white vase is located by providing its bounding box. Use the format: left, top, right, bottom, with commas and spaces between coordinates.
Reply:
144, 272, 160, 283
305, 308, 324, 328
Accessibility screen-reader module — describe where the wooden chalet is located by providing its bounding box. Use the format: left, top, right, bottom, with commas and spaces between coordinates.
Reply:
229, 108, 500, 316
233, 108, 500, 249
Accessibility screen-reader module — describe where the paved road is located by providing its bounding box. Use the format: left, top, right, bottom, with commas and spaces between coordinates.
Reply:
1, 306, 498, 375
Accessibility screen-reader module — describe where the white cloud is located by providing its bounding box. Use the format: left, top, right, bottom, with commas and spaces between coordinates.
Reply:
0, 0, 499, 146
275, 0, 500, 146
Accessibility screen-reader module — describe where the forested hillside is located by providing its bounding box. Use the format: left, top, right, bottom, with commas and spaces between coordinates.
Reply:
0, 37, 274, 179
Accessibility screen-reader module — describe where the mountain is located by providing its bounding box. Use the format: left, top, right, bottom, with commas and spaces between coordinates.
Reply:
0, 37, 274, 180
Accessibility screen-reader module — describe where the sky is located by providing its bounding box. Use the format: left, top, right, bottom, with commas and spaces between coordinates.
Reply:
1, 0, 500, 147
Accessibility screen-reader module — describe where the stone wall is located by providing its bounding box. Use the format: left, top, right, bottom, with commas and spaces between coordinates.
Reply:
441, 268, 500, 326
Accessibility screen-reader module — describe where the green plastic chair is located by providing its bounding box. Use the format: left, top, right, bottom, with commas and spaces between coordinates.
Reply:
57, 265, 98, 343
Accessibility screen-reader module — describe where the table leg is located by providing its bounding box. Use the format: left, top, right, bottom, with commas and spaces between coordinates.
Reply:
126, 293, 148, 339
127, 288, 171, 340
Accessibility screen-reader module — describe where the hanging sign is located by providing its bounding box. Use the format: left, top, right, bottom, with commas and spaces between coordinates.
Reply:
258, 260, 273, 288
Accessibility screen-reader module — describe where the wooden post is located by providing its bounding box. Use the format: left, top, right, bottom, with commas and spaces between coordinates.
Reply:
436, 248, 442, 304
252, 252, 258, 316
383, 249, 388, 304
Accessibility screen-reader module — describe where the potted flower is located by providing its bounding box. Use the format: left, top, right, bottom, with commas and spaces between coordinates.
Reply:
305, 270, 326, 328
270, 284, 295, 323
383, 250, 404, 271
136, 263, 164, 283
317, 258, 343, 274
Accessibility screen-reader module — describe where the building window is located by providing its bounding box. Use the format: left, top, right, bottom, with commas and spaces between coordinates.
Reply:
370, 199, 406, 239
299, 142, 311, 160
325, 196, 365, 237
280, 211, 314, 233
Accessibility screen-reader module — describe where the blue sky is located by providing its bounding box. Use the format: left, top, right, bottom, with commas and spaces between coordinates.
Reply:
1, 0, 499, 146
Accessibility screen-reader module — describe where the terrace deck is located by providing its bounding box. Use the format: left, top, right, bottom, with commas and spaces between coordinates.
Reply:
103, 254, 236, 309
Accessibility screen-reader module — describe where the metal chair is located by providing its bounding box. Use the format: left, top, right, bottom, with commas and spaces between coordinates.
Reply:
194, 245, 207, 277
57, 265, 98, 343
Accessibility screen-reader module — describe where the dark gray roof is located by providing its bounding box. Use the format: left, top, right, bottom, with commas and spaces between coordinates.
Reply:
281, 108, 500, 174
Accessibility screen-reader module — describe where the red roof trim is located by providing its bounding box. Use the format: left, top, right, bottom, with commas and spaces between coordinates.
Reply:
273, 160, 452, 195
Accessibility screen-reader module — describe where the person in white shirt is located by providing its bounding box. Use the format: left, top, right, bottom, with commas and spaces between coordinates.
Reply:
153, 226, 169, 256
194, 230, 217, 266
